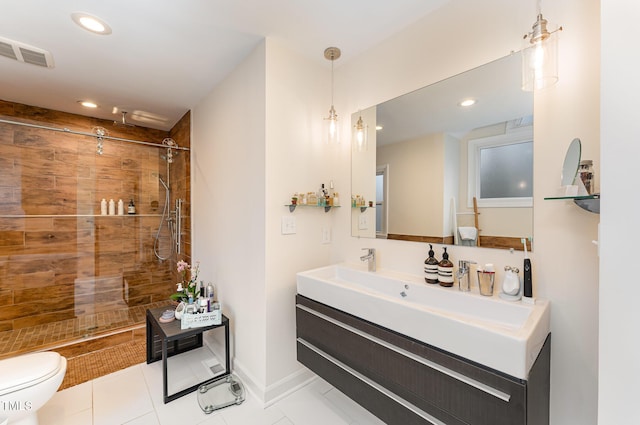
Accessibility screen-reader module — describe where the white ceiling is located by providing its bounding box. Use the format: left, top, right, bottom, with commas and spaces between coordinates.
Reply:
0, 0, 448, 130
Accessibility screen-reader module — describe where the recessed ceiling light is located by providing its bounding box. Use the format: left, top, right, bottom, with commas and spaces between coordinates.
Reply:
71, 12, 112, 35
376, 125, 383, 131
78, 100, 98, 108
459, 98, 477, 107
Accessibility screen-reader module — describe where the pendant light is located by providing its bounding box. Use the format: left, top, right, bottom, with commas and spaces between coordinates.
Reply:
521, 1, 562, 91
323, 47, 341, 144
353, 115, 368, 152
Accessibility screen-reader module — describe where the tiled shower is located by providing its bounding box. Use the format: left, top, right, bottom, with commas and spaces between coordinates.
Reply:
0, 100, 191, 362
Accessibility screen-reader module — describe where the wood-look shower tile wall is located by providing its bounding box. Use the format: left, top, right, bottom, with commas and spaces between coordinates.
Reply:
0, 100, 191, 333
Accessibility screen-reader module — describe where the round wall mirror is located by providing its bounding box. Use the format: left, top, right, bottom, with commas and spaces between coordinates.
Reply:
561, 138, 581, 186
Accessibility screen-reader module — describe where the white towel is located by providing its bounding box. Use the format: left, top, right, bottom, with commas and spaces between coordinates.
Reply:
458, 226, 477, 241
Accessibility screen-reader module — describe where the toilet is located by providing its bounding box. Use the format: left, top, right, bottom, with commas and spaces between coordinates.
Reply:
0, 352, 67, 425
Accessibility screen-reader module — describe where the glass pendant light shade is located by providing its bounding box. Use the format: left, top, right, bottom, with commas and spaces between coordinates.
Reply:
522, 13, 561, 91
325, 105, 339, 144
323, 47, 341, 144
353, 115, 368, 151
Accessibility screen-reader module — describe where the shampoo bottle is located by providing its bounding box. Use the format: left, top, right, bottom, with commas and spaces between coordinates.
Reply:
100, 199, 107, 215
117, 199, 124, 215
424, 244, 439, 284
438, 247, 454, 287
108, 199, 115, 215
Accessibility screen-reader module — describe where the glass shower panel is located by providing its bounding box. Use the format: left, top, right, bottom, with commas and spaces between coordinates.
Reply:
0, 119, 187, 358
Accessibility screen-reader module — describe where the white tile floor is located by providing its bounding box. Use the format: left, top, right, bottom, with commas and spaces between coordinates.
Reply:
38, 361, 387, 425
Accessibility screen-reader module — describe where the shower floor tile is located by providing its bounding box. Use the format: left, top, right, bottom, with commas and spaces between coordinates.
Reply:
0, 301, 172, 359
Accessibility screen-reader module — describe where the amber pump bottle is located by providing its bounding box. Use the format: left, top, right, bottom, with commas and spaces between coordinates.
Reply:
438, 247, 454, 287
424, 244, 439, 284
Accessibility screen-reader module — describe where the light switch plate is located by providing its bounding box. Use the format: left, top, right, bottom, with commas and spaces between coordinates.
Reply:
321, 226, 331, 244
281, 216, 296, 235
358, 214, 368, 230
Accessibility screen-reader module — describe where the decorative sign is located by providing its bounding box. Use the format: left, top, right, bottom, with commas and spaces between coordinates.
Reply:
181, 311, 222, 329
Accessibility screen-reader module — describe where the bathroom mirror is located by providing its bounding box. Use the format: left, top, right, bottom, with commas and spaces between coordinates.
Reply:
561, 138, 581, 186
351, 53, 534, 251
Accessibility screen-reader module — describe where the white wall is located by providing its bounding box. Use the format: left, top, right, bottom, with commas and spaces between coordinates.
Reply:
443, 133, 460, 239
192, 38, 345, 404
599, 1, 640, 423
263, 38, 342, 400
334, 1, 600, 424
377, 133, 445, 237
192, 41, 269, 397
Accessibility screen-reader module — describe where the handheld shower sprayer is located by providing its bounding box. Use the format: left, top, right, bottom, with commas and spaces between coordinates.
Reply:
159, 176, 169, 191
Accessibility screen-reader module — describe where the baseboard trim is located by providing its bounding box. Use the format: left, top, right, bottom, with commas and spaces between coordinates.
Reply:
233, 359, 317, 407
264, 367, 317, 407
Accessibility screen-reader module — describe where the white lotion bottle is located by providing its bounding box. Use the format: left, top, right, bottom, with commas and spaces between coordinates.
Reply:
108, 199, 115, 215
100, 199, 107, 215
117, 199, 124, 215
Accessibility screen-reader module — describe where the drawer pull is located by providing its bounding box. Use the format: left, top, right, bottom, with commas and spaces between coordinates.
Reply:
297, 304, 511, 403
298, 337, 447, 425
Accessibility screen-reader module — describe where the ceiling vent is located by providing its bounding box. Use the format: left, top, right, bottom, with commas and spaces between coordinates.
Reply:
0, 36, 54, 68
507, 115, 534, 130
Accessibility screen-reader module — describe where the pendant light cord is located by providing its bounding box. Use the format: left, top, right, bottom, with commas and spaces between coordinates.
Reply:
330, 55, 335, 107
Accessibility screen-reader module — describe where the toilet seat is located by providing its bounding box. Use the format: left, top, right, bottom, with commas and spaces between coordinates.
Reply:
0, 352, 63, 396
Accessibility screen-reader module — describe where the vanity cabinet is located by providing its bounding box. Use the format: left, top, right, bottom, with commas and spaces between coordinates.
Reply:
296, 295, 550, 425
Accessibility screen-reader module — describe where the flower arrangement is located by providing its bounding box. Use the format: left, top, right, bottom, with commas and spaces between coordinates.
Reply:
170, 260, 200, 302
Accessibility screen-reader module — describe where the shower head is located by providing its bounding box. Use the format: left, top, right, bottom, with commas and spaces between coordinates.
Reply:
113, 111, 136, 127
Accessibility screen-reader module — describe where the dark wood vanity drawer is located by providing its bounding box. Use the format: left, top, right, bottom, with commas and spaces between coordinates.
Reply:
297, 340, 442, 425
296, 295, 550, 425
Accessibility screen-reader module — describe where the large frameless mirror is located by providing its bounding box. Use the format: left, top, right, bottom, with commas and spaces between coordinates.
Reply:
351, 53, 534, 251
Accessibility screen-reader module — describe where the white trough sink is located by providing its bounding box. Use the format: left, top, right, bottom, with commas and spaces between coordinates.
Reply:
296, 263, 550, 380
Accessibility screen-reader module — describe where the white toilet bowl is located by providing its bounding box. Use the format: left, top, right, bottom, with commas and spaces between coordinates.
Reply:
0, 352, 67, 425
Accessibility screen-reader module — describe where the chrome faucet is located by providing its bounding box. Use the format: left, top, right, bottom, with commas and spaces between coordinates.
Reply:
360, 248, 376, 272
457, 260, 476, 292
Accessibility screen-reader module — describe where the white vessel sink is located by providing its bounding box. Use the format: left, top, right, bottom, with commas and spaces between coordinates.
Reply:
296, 263, 550, 380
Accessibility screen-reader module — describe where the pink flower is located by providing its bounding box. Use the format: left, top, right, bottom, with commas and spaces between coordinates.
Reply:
177, 260, 189, 273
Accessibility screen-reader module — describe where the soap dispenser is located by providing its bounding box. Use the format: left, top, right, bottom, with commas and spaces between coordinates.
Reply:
499, 266, 523, 301
438, 247, 454, 287
424, 244, 439, 284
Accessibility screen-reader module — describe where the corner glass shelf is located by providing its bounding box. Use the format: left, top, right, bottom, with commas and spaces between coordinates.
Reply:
544, 194, 600, 214
285, 204, 340, 213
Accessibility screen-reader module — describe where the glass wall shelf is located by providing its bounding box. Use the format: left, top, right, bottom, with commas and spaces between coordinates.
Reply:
544, 194, 600, 214
352, 206, 374, 212
285, 204, 339, 213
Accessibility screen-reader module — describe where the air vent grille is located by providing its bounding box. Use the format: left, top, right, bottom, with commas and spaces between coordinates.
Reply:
0, 36, 54, 68
19, 47, 49, 67
0, 41, 17, 60
507, 115, 534, 130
